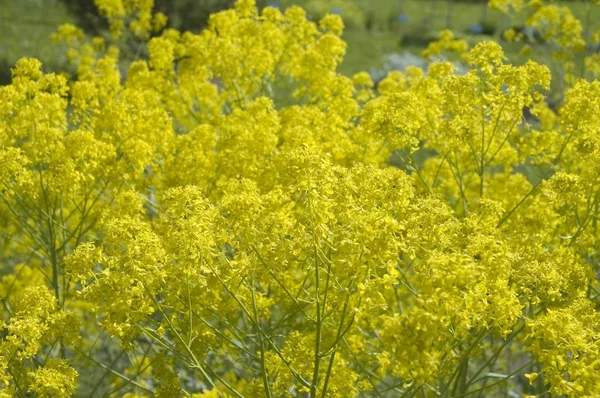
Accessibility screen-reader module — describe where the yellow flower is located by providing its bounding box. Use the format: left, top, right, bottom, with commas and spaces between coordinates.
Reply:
525, 372, 539, 385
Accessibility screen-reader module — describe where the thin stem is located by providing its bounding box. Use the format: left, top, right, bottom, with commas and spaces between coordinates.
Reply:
251, 275, 273, 398
321, 292, 351, 398
75, 347, 155, 394
453, 359, 534, 397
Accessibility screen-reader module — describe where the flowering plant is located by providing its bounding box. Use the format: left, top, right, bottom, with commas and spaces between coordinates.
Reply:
1, 0, 600, 396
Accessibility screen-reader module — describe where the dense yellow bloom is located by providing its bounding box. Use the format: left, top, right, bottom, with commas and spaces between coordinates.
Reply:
529, 299, 600, 395
0, 286, 78, 395
29, 359, 79, 398
1, 0, 600, 396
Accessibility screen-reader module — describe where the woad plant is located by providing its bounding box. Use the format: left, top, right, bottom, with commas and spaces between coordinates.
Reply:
1, 0, 600, 396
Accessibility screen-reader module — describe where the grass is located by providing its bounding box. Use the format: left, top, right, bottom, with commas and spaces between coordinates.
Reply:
332, 0, 500, 75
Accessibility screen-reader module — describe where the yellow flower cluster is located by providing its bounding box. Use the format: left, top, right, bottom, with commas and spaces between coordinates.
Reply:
489, 0, 525, 12
496, 0, 600, 86
1, 0, 600, 396
95, 0, 166, 38
283, 0, 366, 29
422, 29, 469, 60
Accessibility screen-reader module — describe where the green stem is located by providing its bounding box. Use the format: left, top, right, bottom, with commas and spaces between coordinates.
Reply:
251, 276, 273, 398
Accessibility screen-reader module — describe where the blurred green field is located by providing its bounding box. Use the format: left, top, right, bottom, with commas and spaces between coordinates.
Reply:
0, 0, 76, 84
1, 0, 598, 92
